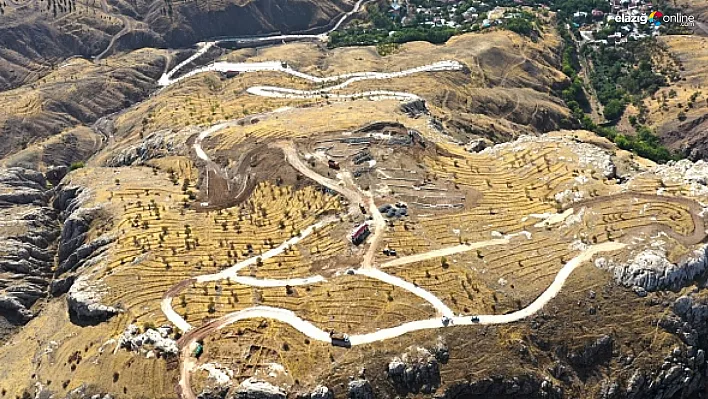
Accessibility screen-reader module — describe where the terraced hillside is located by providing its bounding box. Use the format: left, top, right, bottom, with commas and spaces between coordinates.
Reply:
1, 17, 708, 399
646, 35, 708, 160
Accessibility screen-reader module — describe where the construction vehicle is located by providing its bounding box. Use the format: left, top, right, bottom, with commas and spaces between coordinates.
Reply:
192, 343, 204, 358
330, 331, 351, 347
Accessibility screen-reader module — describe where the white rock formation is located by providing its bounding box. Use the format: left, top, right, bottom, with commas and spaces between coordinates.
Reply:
624, 159, 708, 199
481, 135, 616, 178
234, 379, 286, 399
595, 245, 708, 291
118, 324, 179, 356
67, 275, 121, 321
198, 362, 234, 386
310, 385, 334, 399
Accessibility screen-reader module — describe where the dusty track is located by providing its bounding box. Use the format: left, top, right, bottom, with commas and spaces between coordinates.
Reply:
159, 0, 369, 85
570, 192, 708, 246
167, 138, 637, 398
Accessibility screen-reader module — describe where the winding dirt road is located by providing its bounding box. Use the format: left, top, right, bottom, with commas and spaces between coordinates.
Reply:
166, 143, 708, 398
175, 241, 628, 399
166, 139, 644, 399
160, 59, 463, 102
159, 0, 369, 87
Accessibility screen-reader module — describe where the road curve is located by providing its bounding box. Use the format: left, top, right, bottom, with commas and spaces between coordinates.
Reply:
195, 217, 337, 284
570, 192, 708, 246
353, 267, 454, 317
159, 0, 369, 88
159, 59, 463, 103
179, 242, 627, 348
161, 217, 336, 333
167, 138, 631, 398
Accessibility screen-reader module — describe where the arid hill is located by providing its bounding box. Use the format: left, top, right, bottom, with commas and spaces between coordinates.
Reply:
0, 0, 355, 91
1, 19, 708, 399
645, 35, 708, 160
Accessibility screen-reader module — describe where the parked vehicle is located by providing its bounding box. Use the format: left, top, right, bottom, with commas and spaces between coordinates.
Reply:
192, 343, 204, 358
330, 331, 351, 347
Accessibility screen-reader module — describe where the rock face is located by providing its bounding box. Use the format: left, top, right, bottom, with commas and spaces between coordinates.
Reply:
466, 137, 494, 153
347, 380, 374, 399
387, 346, 441, 394
103, 129, 194, 167
118, 324, 178, 357
0, 168, 59, 326
567, 335, 613, 367
663, 294, 708, 348
309, 386, 333, 399
66, 275, 121, 323
198, 387, 229, 399
400, 99, 428, 117
233, 379, 286, 399
595, 245, 708, 292
595, 345, 706, 399
438, 375, 562, 399
650, 160, 708, 197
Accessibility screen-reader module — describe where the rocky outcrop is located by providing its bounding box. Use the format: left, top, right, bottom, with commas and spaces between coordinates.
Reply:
595, 245, 708, 292
52, 185, 118, 278
347, 380, 374, 399
57, 205, 101, 266
309, 386, 333, 399
596, 345, 706, 399
0, 168, 48, 206
0, 168, 59, 325
400, 99, 428, 117
45, 166, 69, 187
233, 379, 286, 399
56, 234, 115, 275
466, 137, 494, 153
438, 375, 562, 398
662, 294, 708, 348
0, 170, 105, 329
198, 387, 230, 399
620, 293, 708, 399
567, 335, 613, 367
66, 275, 121, 323
482, 135, 616, 180
624, 159, 708, 198
103, 129, 194, 167
387, 346, 441, 394
118, 324, 178, 357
